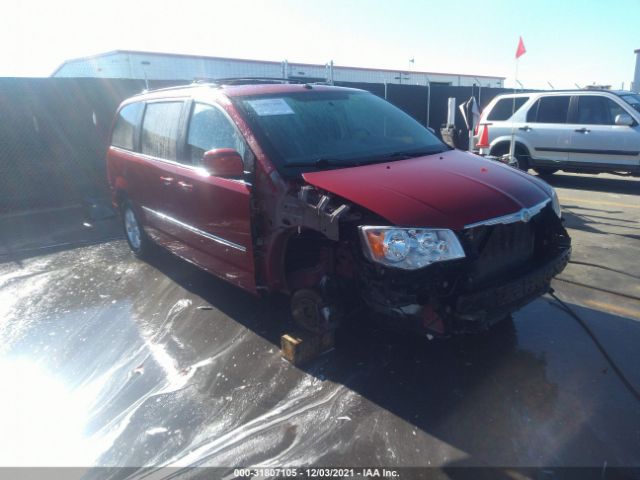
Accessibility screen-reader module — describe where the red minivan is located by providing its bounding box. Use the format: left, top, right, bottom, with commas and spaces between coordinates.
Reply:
107, 81, 571, 336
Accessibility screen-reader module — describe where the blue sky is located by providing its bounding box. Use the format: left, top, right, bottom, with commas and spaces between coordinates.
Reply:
2, 0, 638, 89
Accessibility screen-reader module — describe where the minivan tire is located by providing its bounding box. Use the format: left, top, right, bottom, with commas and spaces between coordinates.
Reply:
122, 200, 153, 258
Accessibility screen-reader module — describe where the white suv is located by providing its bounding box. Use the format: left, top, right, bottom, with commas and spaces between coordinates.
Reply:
474, 89, 640, 176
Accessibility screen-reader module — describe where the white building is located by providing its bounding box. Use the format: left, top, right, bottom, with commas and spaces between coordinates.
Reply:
52, 50, 504, 87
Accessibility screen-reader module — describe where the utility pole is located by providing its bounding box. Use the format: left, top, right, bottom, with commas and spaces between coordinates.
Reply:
472, 76, 482, 107
325, 60, 334, 85
394, 72, 409, 84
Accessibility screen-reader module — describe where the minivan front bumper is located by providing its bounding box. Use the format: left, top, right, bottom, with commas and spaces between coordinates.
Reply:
450, 245, 570, 332
363, 245, 570, 336
359, 207, 571, 336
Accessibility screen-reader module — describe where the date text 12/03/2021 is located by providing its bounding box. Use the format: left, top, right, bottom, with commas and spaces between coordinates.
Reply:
233, 468, 400, 477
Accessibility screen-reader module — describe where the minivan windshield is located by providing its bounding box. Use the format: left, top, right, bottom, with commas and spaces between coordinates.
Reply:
235, 90, 449, 171
620, 93, 640, 113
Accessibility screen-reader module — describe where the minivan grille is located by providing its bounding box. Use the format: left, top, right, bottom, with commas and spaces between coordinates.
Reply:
464, 221, 535, 287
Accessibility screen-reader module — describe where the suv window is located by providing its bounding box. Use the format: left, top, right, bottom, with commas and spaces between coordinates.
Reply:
576, 96, 627, 125
620, 93, 640, 113
487, 97, 529, 121
111, 103, 143, 150
526, 96, 570, 123
186, 103, 245, 165
141, 102, 183, 161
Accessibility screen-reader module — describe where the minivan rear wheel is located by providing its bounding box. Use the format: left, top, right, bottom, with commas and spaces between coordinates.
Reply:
122, 201, 153, 258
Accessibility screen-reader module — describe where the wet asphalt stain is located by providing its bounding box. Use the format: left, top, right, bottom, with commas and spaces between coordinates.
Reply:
0, 240, 639, 472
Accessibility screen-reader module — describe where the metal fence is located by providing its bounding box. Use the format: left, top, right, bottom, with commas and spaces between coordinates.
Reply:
0, 77, 512, 214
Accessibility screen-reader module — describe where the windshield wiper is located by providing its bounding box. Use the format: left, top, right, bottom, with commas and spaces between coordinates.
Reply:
284, 157, 362, 169
284, 146, 454, 169
360, 147, 453, 165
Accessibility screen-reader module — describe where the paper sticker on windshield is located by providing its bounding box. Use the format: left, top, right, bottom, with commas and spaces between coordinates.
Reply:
248, 98, 294, 116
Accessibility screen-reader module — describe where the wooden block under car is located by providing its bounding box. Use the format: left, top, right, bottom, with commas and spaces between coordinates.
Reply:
281, 330, 335, 366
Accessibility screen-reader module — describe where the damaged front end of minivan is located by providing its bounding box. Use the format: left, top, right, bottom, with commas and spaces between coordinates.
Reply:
354, 204, 571, 336
262, 180, 570, 338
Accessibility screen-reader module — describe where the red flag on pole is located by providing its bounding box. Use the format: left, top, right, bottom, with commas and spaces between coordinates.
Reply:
515, 36, 526, 59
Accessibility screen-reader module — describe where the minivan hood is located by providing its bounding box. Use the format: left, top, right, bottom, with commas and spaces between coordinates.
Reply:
302, 150, 551, 230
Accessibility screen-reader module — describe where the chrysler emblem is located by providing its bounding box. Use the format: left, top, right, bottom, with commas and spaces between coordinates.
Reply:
521, 209, 532, 223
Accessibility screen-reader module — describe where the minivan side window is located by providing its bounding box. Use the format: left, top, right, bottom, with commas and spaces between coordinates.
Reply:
111, 103, 143, 150
141, 102, 183, 161
487, 97, 529, 121
186, 103, 245, 165
526, 96, 570, 123
576, 96, 627, 125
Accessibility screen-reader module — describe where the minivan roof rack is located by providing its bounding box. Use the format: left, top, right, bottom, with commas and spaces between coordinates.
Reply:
135, 83, 193, 96
134, 77, 324, 96
210, 77, 308, 85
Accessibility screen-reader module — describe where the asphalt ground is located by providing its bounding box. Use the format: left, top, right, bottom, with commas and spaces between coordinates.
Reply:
0, 172, 639, 478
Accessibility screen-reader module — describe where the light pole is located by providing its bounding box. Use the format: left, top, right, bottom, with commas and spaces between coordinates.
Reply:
425, 74, 431, 128
140, 61, 150, 90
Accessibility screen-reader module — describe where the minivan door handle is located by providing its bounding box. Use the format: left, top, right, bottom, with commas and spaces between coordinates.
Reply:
177, 181, 193, 192
519, 125, 532, 132
574, 128, 591, 134
160, 176, 174, 186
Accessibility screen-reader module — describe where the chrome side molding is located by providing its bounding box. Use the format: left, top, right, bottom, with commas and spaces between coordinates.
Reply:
141, 206, 247, 253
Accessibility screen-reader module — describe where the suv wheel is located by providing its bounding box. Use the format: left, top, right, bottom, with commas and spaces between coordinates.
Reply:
534, 167, 558, 176
122, 201, 152, 257
491, 144, 529, 172
512, 152, 530, 171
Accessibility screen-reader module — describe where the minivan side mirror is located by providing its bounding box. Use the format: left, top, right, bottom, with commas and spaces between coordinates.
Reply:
615, 113, 634, 126
201, 148, 244, 177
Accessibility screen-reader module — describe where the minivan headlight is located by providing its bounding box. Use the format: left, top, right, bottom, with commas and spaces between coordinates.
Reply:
359, 226, 465, 270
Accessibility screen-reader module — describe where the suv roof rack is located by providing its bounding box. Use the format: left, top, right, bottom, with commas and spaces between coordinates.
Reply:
583, 85, 612, 90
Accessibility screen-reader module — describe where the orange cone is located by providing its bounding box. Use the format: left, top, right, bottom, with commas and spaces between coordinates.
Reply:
476, 124, 489, 149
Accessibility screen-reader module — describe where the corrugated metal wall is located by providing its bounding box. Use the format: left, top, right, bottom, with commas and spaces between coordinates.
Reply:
0, 78, 511, 214
54, 52, 504, 87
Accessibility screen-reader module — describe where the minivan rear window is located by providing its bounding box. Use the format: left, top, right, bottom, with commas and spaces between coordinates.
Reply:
526, 96, 570, 123
141, 102, 183, 161
111, 103, 143, 151
487, 97, 529, 121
